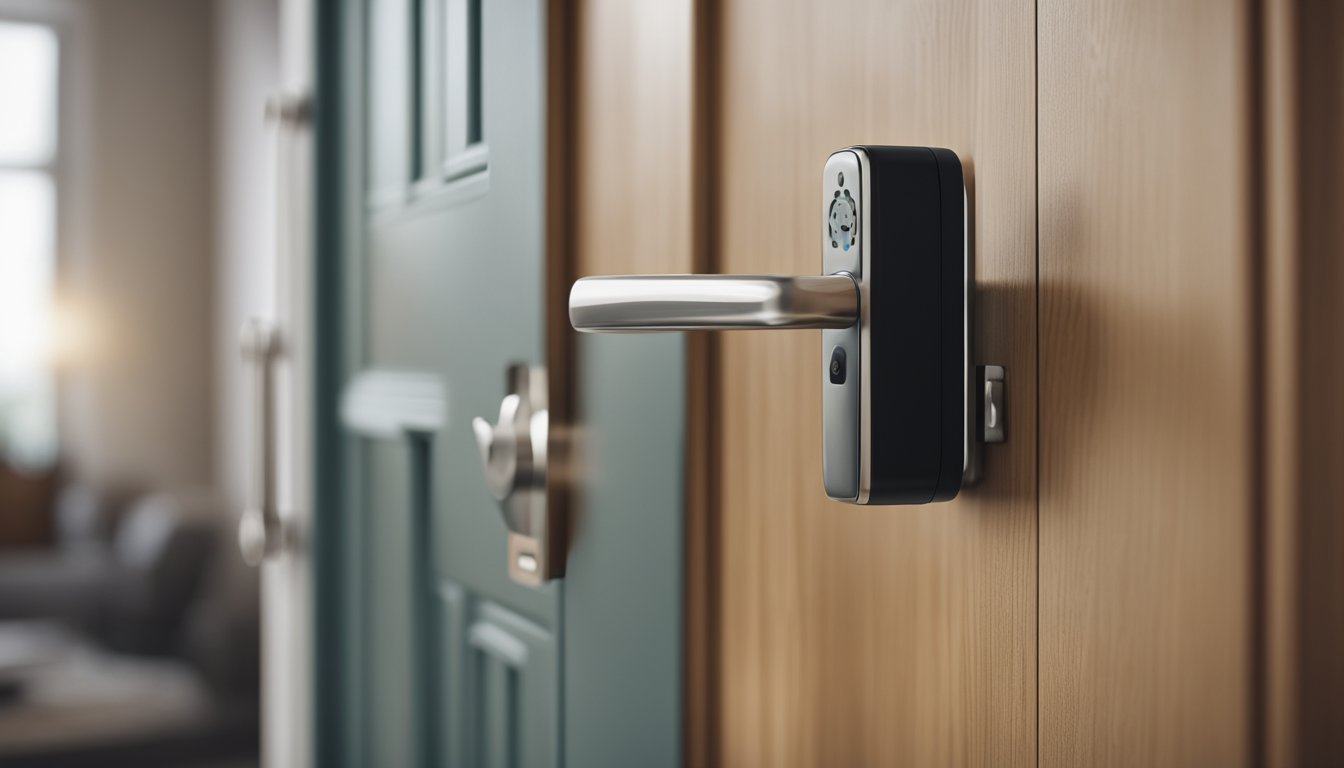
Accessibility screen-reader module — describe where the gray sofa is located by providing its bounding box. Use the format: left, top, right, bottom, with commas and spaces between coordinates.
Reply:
0, 489, 216, 655
0, 487, 260, 766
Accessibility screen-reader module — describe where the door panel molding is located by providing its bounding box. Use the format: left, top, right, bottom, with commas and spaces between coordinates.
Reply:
463, 596, 558, 768
340, 370, 448, 437
436, 580, 559, 768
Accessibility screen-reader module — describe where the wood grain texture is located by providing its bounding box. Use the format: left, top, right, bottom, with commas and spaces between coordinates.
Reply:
1264, 0, 1344, 763
574, 0, 694, 279
1038, 1, 1255, 765
713, 1, 1037, 765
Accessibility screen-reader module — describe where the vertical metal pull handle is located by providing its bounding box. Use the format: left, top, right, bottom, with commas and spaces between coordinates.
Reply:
239, 319, 283, 566
569, 274, 859, 332
236, 92, 309, 566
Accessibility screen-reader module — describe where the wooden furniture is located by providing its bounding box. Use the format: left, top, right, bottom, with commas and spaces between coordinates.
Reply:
0, 464, 57, 550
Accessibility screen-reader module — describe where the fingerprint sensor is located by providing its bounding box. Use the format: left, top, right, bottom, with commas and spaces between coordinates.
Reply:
828, 189, 856, 251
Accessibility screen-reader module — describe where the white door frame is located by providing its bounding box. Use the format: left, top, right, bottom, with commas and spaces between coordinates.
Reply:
264, 1, 315, 766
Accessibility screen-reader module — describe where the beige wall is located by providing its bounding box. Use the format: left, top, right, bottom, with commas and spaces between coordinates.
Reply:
60, 0, 216, 491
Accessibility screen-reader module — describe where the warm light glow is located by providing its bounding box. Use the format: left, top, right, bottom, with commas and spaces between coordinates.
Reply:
46, 295, 97, 369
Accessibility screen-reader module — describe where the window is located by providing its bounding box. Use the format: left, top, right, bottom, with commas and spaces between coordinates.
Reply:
0, 20, 59, 468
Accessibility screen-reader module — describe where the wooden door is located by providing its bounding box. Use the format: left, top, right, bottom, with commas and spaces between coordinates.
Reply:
568, 0, 1331, 766
683, 0, 1337, 765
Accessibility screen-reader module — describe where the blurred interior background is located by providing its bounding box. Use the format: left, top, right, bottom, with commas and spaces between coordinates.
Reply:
0, 0, 1339, 765
0, 0, 280, 764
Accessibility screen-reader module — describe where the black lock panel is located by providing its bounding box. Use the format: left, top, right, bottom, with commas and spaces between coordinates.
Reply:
864, 147, 965, 504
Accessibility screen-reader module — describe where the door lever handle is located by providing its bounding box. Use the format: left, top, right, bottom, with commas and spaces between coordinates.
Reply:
238, 318, 285, 565
569, 274, 858, 331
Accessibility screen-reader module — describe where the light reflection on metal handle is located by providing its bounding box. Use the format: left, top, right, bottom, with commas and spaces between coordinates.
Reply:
568, 274, 859, 332
239, 319, 281, 566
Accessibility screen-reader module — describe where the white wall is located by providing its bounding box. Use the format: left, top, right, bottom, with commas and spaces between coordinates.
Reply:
212, 0, 279, 515
41, 0, 278, 506
59, 0, 216, 491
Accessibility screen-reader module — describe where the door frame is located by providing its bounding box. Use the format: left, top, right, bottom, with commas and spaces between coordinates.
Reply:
259, 1, 318, 767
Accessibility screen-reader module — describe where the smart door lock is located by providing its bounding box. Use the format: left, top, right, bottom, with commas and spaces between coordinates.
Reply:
569, 146, 1005, 505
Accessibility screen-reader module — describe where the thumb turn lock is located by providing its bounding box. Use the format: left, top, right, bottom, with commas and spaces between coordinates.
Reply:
472, 364, 557, 585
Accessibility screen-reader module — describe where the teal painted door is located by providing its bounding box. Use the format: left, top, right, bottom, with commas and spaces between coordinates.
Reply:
312, 1, 685, 766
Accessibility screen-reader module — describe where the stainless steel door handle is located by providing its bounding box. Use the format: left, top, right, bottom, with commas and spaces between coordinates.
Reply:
569, 274, 858, 331
238, 319, 284, 565
568, 146, 1006, 505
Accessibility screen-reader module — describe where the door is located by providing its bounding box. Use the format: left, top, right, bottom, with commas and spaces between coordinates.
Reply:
235, 2, 316, 767
705, 0, 1255, 763
312, 1, 685, 766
